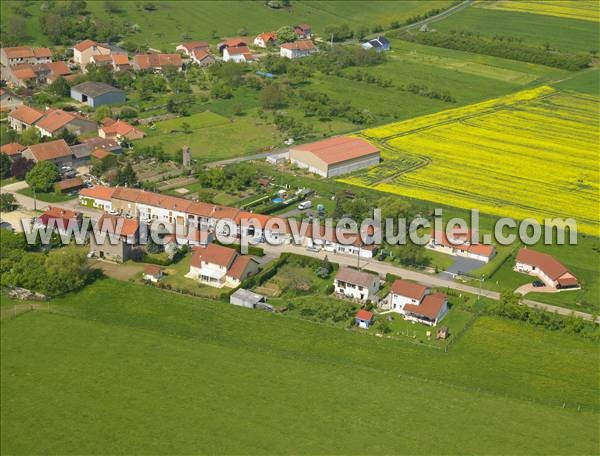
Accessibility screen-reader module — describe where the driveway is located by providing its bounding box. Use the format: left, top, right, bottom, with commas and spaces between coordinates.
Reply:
515, 283, 558, 296
438, 256, 486, 281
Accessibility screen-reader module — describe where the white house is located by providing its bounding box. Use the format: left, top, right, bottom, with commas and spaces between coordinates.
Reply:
143, 264, 163, 283
334, 267, 379, 302
186, 244, 259, 288
79, 186, 116, 211
254, 32, 276, 48
73, 40, 111, 66
223, 46, 255, 63
515, 248, 579, 289
176, 41, 209, 57
382, 279, 448, 326
280, 40, 317, 59
427, 228, 496, 263
386, 279, 429, 313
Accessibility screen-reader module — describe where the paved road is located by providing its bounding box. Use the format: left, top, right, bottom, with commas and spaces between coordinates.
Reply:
260, 243, 598, 322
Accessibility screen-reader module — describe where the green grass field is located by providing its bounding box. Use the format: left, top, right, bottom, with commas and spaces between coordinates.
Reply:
554, 68, 600, 95
1, 279, 598, 454
17, 187, 76, 203
434, 4, 599, 53
1, 0, 453, 49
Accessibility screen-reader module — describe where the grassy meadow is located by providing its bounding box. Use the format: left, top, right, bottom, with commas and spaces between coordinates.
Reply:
1, 279, 598, 454
434, 4, 599, 53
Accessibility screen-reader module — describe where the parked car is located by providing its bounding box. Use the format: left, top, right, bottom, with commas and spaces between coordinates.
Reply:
298, 200, 312, 210
532, 280, 545, 287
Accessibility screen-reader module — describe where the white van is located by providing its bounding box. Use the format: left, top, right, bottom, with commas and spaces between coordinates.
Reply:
297, 200, 312, 210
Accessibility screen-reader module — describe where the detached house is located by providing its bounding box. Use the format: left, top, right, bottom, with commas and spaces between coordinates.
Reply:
99, 118, 145, 141
35, 109, 97, 138
217, 38, 248, 54
334, 267, 380, 302
176, 41, 209, 57
21, 139, 74, 167
383, 279, 449, 326
73, 40, 111, 66
190, 49, 215, 66
293, 24, 312, 39
1, 46, 52, 66
223, 46, 256, 63
254, 32, 277, 48
280, 40, 317, 59
515, 248, 579, 289
8, 105, 45, 132
186, 243, 260, 288
427, 228, 496, 263
35, 206, 83, 236
0, 142, 26, 160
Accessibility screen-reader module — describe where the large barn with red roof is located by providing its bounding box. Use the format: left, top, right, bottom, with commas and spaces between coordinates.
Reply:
289, 136, 380, 178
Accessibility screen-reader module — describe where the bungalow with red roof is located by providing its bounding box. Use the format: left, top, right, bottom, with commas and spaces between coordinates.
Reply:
383, 278, 449, 326
1, 46, 53, 66
8, 105, 45, 132
289, 136, 380, 178
217, 38, 248, 54
427, 227, 496, 263
186, 243, 260, 288
133, 54, 183, 72
35, 109, 97, 138
280, 40, 317, 59
222, 46, 256, 63
99, 118, 144, 141
515, 248, 579, 290
176, 41, 210, 57
254, 32, 277, 48
0, 142, 26, 160
355, 309, 374, 329
90, 213, 140, 262
190, 49, 215, 66
334, 267, 380, 302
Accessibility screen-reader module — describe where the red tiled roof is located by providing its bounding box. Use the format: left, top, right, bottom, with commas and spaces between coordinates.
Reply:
134, 53, 182, 70
281, 40, 316, 51
292, 136, 379, 165
45, 61, 71, 76
101, 119, 138, 137
226, 46, 251, 56
222, 38, 247, 48
432, 229, 495, 258
38, 206, 81, 230
228, 255, 254, 280
111, 54, 130, 65
256, 32, 276, 42
4, 46, 52, 59
96, 213, 139, 237
0, 142, 26, 156
91, 148, 112, 160
79, 185, 115, 201
516, 248, 576, 282
12, 66, 37, 80
56, 177, 84, 191
391, 279, 428, 301
26, 139, 72, 161
234, 211, 289, 232
404, 293, 447, 320
144, 264, 162, 276
190, 243, 237, 269
356, 309, 373, 321
179, 41, 209, 52
335, 267, 377, 288
192, 49, 212, 61
9, 105, 45, 125
74, 40, 98, 52
36, 109, 75, 133
91, 54, 112, 63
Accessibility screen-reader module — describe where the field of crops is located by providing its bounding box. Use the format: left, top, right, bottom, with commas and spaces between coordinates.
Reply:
483, 1, 600, 22
342, 86, 599, 235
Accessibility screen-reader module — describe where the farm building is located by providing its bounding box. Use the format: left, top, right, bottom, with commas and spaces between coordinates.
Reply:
361, 36, 390, 52
55, 177, 85, 194
280, 40, 317, 59
176, 41, 209, 57
73, 40, 111, 66
355, 309, 374, 329
515, 248, 579, 289
143, 265, 163, 283
382, 279, 449, 326
71, 82, 126, 108
99, 118, 145, 141
427, 228, 496, 263
133, 54, 183, 72
230, 289, 266, 309
334, 267, 380, 302
289, 136, 380, 178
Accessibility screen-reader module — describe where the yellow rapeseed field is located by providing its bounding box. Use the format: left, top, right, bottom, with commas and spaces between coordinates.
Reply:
482, 1, 600, 22
342, 86, 599, 235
